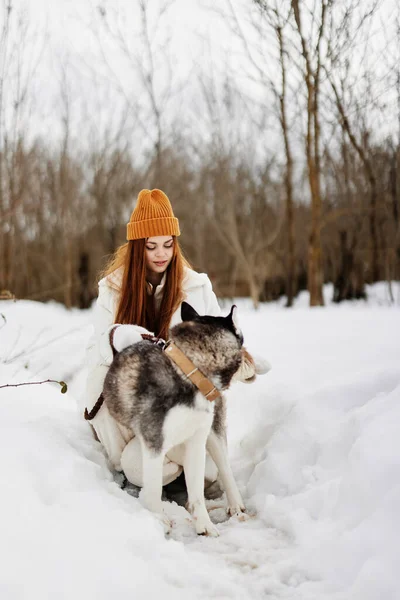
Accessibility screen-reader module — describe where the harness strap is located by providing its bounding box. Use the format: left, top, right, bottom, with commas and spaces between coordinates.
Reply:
164, 341, 221, 402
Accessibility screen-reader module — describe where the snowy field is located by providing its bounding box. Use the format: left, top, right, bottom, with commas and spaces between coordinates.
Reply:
0, 283, 399, 600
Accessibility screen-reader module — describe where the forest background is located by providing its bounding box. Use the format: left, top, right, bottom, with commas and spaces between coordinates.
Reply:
0, 0, 399, 309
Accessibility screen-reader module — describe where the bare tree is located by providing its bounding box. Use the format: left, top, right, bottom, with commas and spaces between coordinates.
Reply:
224, 0, 297, 305
321, 0, 384, 285
259, 3, 296, 306
91, 0, 178, 183
290, 0, 330, 306
0, 2, 44, 293
327, 76, 379, 281
202, 151, 283, 308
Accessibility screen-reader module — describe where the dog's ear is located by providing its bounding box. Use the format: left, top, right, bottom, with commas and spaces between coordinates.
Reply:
181, 301, 200, 322
225, 305, 243, 339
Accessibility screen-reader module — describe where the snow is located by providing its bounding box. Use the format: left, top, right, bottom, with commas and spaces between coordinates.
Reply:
1, 284, 400, 599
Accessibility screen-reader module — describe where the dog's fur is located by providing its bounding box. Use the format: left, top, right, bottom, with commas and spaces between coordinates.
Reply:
103, 302, 247, 536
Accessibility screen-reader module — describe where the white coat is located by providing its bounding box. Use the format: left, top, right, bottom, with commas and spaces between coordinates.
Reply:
82, 266, 222, 470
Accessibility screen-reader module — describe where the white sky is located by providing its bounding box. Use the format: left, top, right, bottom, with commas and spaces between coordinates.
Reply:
0, 0, 398, 165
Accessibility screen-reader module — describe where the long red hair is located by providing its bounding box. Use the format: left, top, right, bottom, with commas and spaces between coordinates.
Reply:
100, 237, 191, 339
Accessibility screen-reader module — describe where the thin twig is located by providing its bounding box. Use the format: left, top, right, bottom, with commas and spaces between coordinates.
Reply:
0, 379, 68, 393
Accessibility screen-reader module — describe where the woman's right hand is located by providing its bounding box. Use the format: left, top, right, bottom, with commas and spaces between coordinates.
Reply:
111, 324, 154, 353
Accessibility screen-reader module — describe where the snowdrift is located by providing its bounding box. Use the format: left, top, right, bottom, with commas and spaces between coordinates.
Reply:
1, 285, 399, 599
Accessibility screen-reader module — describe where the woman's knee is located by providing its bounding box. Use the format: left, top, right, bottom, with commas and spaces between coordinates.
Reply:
121, 437, 143, 486
121, 437, 183, 487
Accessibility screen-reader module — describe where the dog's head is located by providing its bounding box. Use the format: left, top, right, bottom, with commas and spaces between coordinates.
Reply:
169, 302, 244, 390
181, 301, 243, 345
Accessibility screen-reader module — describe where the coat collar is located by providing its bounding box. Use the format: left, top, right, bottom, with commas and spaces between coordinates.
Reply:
182, 267, 210, 290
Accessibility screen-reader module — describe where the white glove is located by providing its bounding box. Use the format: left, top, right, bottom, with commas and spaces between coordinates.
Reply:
111, 324, 153, 353
233, 348, 271, 384
233, 348, 255, 383
252, 354, 272, 375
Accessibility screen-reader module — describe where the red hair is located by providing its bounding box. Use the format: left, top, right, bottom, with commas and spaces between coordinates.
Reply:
100, 237, 191, 340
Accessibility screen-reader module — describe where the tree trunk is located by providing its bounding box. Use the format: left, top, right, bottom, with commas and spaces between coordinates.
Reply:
248, 274, 261, 309
291, 0, 325, 306
276, 24, 296, 307
307, 135, 324, 306
78, 252, 91, 309
286, 194, 296, 307
308, 227, 324, 306
1, 229, 11, 291
64, 240, 73, 309
369, 176, 379, 282
390, 150, 400, 282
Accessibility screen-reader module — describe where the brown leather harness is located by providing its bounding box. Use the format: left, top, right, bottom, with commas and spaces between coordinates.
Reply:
84, 329, 221, 421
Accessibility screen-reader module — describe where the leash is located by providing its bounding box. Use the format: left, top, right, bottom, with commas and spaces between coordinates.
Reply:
84, 327, 118, 421
84, 330, 220, 421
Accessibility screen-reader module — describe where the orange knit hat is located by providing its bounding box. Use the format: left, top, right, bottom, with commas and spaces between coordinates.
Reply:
126, 189, 180, 240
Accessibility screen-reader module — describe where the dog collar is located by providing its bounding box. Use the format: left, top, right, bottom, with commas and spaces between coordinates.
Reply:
164, 340, 221, 402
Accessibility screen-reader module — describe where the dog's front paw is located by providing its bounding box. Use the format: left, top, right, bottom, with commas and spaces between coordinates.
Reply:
188, 501, 220, 537
141, 498, 172, 534
151, 511, 172, 535
195, 518, 219, 537
227, 504, 248, 521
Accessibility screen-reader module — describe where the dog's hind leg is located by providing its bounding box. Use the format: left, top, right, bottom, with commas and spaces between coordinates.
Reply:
206, 430, 246, 518
184, 428, 219, 537
138, 437, 171, 531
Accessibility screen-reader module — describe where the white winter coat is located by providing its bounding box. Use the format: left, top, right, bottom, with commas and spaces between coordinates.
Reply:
83, 266, 222, 470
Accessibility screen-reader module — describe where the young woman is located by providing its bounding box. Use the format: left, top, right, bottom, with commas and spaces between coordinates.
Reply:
83, 188, 261, 487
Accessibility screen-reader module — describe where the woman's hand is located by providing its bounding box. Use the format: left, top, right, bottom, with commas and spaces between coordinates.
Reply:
111, 324, 154, 353
234, 348, 271, 383
252, 352, 272, 375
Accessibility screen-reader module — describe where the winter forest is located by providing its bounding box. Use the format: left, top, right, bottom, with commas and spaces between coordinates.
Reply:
0, 0, 399, 307
1, 1, 400, 600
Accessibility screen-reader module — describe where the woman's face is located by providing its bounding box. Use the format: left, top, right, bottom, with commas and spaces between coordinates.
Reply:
145, 236, 174, 276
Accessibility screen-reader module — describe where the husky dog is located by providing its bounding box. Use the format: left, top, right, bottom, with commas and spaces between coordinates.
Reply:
103, 302, 248, 536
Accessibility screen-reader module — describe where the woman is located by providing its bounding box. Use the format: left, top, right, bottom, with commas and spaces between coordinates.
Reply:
83, 188, 260, 487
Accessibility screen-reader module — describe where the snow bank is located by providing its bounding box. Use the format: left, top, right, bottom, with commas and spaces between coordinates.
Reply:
0, 285, 399, 599
228, 300, 400, 598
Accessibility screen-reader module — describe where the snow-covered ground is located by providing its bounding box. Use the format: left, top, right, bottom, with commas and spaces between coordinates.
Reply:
1, 283, 399, 600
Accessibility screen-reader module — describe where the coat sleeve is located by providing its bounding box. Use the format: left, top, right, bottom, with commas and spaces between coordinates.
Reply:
84, 281, 132, 470
202, 276, 222, 317
84, 280, 117, 416
83, 280, 154, 470
86, 280, 118, 369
